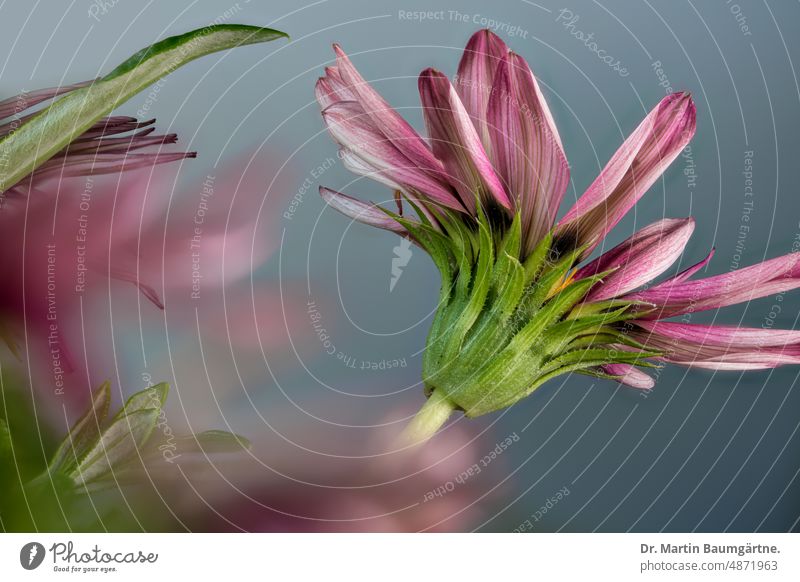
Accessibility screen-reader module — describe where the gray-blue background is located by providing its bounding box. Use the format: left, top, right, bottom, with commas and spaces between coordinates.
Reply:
2, 0, 799, 532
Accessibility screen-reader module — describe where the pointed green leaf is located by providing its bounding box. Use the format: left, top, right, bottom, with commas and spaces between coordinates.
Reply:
0, 25, 288, 191
48, 381, 111, 474
71, 408, 160, 485
113, 382, 168, 422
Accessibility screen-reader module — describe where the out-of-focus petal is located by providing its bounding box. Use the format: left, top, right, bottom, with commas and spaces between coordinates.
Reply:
419, 68, 511, 212
320, 186, 410, 235
29, 152, 196, 181
455, 29, 508, 150
487, 51, 569, 252
557, 92, 696, 256
577, 217, 694, 301
626, 252, 800, 318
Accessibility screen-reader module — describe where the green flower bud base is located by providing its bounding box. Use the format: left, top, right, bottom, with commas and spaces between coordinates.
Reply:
394, 205, 661, 445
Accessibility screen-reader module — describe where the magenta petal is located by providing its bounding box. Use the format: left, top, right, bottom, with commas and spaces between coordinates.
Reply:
419, 68, 512, 212
487, 52, 569, 252
669, 247, 715, 283
665, 353, 800, 371
577, 217, 695, 301
601, 363, 654, 389
634, 320, 800, 349
455, 29, 509, 149
558, 92, 696, 255
626, 252, 800, 318
319, 186, 409, 235
332, 45, 447, 180
321, 101, 463, 210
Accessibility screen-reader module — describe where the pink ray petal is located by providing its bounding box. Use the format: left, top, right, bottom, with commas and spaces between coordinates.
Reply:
487, 51, 570, 252
626, 251, 800, 318
557, 92, 696, 256
332, 45, 447, 180
321, 101, 463, 210
455, 29, 509, 150
419, 68, 512, 212
320, 186, 410, 235
600, 363, 654, 389
577, 217, 694, 301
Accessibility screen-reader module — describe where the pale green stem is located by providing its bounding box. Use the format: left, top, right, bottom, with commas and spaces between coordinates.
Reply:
399, 387, 457, 446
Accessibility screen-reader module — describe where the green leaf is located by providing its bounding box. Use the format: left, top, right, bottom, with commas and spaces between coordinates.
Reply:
0, 418, 11, 461
48, 381, 111, 474
70, 408, 160, 485
0, 24, 288, 191
113, 382, 168, 422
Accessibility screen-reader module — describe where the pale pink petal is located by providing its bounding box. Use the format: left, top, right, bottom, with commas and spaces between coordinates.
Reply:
577, 217, 694, 301
601, 363, 654, 389
419, 68, 512, 212
332, 45, 447, 180
558, 93, 696, 256
630, 321, 800, 370
487, 52, 569, 252
315, 66, 357, 109
665, 353, 800, 371
320, 186, 410, 235
321, 101, 463, 210
635, 320, 800, 349
626, 252, 800, 318
455, 29, 509, 150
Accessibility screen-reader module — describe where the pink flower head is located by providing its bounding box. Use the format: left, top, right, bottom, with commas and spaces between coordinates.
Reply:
315, 30, 800, 436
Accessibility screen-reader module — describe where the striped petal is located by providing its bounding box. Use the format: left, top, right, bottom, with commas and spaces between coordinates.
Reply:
332, 45, 447, 180
419, 68, 512, 212
455, 29, 508, 150
487, 51, 569, 253
321, 101, 463, 210
576, 217, 694, 301
557, 92, 696, 257
668, 247, 715, 283
626, 252, 800, 318
319, 186, 409, 235
630, 321, 800, 370
600, 363, 654, 389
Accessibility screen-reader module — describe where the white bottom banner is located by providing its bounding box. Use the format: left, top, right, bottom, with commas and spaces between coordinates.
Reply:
1, 533, 798, 580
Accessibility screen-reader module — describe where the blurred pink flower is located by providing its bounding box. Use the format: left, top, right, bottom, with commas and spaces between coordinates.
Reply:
0, 145, 294, 410
157, 413, 503, 532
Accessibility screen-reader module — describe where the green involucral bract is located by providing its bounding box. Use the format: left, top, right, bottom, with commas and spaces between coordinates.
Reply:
0, 24, 287, 191
389, 204, 662, 418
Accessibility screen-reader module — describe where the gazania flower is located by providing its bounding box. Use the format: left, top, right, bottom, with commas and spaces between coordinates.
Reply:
316, 29, 800, 443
